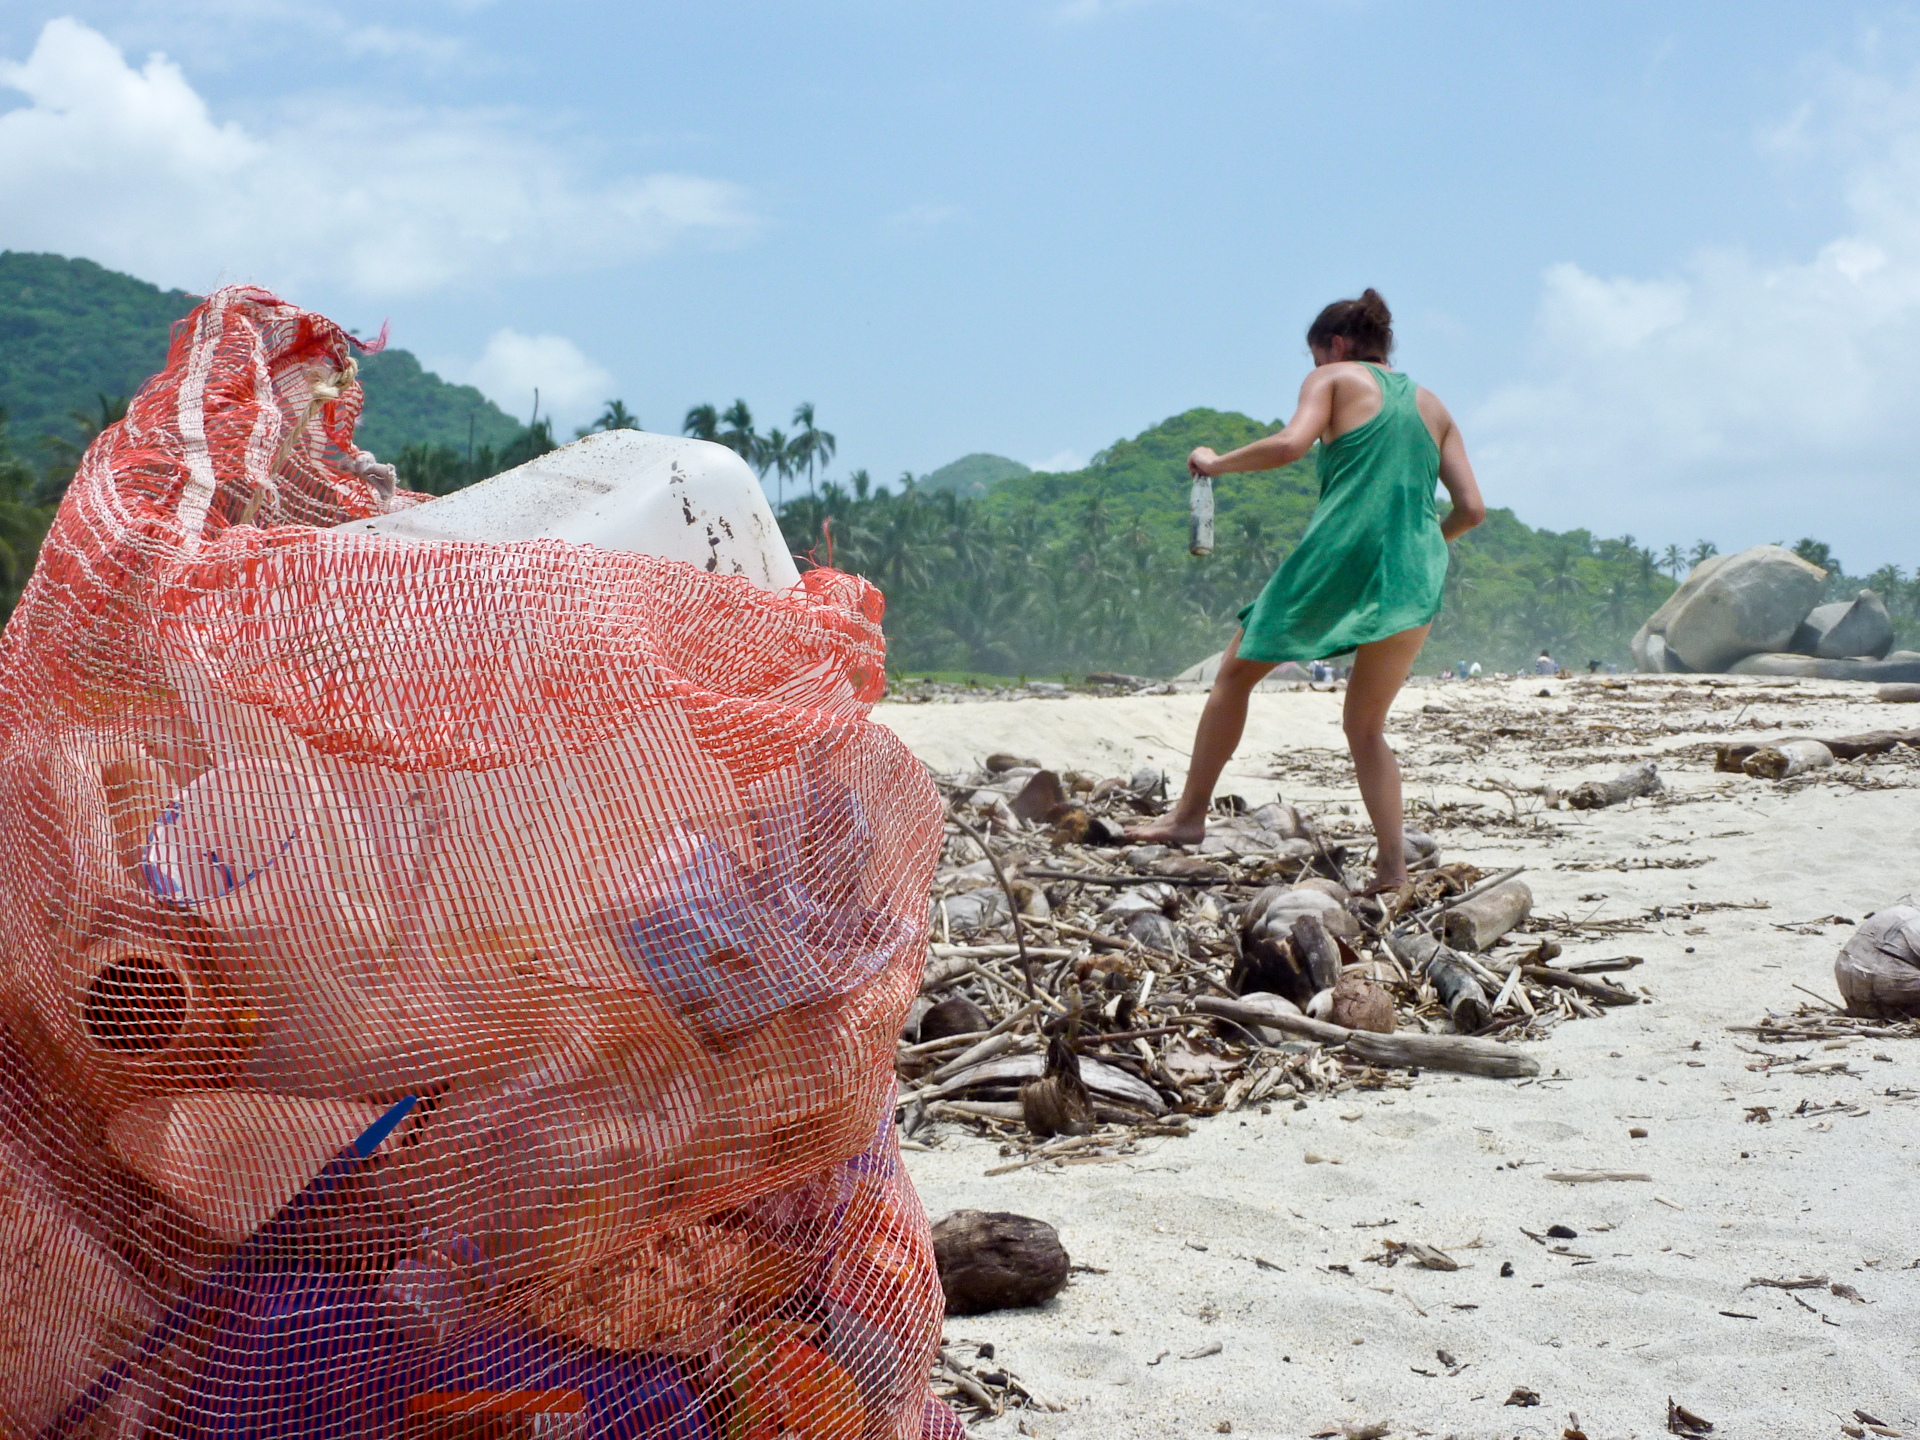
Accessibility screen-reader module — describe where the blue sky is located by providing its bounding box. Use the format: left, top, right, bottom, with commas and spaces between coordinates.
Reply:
3, 3, 1918, 569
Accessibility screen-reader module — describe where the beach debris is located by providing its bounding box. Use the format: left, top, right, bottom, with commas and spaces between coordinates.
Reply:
1882, 683, 1920, 703
920, 996, 990, 1043
931, 1210, 1070, 1314
1835, 908, 1920, 1019
1021, 1035, 1094, 1138
907, 759, 1654, 1166
1666, 1397, 1714, 1434
1565, 758, 1663, 810
1389, 933, 1491, 1032
933, 1343, 1060, 1418
1442, 877, 1534, 952
1331, 973, 1395, 1033
1505, 1386, 1543, 1407
1740, 738, 1834, 780
1545, 1170, 1652, 1183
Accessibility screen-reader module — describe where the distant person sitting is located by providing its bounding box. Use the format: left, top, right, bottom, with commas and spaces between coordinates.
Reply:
1126, 288, 1486, 893
1468, 661, 1482, 678
1587, 659, 1601, 674
1310, 659, 1332, 683
1534, 650, 1556, 675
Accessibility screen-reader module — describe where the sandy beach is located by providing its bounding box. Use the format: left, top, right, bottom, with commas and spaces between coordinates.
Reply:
875, 676, 1920, 1440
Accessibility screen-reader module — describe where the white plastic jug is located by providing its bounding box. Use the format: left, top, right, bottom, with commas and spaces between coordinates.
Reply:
333, 431, 802, 590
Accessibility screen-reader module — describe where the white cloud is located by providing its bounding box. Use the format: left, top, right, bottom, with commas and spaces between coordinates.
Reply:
1029, 449, 1085, 473
1473, 63, 1920, 571
0, 18, 757, 300
461, 329, 616, 429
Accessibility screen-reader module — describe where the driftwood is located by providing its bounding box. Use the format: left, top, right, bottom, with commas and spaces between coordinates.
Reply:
1881, 684, 1920, 703
920, 1049, 1167, 1113
1187, 993, 1538, 1078
932, 1210, 1071, 1314
1835, 907, 1920, 1018
1387, 932, 1490, 1032
1565, 758, 1663, 810
1741, 739, 1833, 780
1441, 878, 1534, 952
1506, 963, 1640, 1006
1021, 1035, 1094, 1138
1716, 729, 1919, 771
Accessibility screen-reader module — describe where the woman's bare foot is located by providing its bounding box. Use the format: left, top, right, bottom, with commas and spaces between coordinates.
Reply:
1124, 812, 1207, 846
1356, 871, 1410, 899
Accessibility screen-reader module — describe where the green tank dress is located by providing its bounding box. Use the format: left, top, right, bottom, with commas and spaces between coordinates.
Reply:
1236, 364, 1447, 663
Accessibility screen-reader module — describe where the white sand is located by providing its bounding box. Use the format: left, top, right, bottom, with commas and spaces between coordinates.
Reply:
875, 678, 1920, 1439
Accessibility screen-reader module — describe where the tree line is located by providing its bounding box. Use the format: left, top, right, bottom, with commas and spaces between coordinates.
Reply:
1, 399, 1914, 676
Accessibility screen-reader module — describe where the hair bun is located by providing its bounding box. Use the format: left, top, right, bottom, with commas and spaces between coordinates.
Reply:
1358, 288, 1392, 324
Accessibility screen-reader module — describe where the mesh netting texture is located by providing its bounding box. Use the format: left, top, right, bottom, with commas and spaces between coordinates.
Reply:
0, 288, 960, 1440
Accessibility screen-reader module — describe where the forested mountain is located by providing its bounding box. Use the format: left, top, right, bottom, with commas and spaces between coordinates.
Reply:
0, 251, 523, 464
919, 453, 1029, 497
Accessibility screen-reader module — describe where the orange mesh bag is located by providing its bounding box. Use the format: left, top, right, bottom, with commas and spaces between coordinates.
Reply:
0, 287, 960, 1440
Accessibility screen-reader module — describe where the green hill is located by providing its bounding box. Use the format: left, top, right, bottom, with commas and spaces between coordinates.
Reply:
0, 251, 521, 464
0, 252, 197, 444
352, 349, 522, 461
920, 452, 1030, 498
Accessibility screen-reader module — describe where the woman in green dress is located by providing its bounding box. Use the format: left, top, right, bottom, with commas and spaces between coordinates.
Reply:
1131, 290, 1486, 890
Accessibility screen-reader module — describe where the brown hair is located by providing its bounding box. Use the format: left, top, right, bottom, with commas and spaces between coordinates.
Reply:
1306, 288, 1393, 362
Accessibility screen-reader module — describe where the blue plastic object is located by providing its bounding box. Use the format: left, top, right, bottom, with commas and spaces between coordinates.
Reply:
173, 1269, 425, 1439
426, 1326, 712, 1440
43, 1096, 420, 1440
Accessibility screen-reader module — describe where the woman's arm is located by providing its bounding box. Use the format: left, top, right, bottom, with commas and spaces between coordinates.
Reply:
1434, 410, 1486, 543
1189, 368, 1336, 477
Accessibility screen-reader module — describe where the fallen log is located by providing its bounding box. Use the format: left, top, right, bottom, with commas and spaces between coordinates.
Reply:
1717, 730, 1918, 770
932, 1210, 1071, 1314
1742, 739, 1833, 780
1441, 878, 1534, 952
1565, 758, 1662, 810
1186, 994, 1538, 1078
1387, 932, 1491, 1032
1881, 684, 1920, 703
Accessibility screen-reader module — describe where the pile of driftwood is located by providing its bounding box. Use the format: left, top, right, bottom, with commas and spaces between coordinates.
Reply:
900, 756, 1648, 1159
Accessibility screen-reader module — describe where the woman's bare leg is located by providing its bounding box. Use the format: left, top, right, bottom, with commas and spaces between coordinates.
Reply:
1343, 624, 1430, 889
1128, 630, 1276, 844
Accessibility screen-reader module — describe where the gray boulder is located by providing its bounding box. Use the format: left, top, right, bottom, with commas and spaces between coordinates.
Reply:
1790, 590, 1894, 660
1658, 545, 1827, 672
1631, 552, 1733, 673
1727, 651, 1920, 683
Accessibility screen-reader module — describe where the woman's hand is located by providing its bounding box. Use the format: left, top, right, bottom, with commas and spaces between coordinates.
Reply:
1188, 446, 1221, 478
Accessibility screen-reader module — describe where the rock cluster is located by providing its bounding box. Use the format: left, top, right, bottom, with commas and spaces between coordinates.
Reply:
1631, 545, 1920, 680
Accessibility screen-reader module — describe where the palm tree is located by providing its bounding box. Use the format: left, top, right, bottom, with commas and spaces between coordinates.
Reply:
849, 467, 871, 500
1688, 539, 1718, 568
592, 399, 639, 432
718, 400, 758, 467
36, 392, 129, 507
1660, 543, 1686, 578
682, 404, 719, 441
761, 426, 792, 505
791, 403, 836, 498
